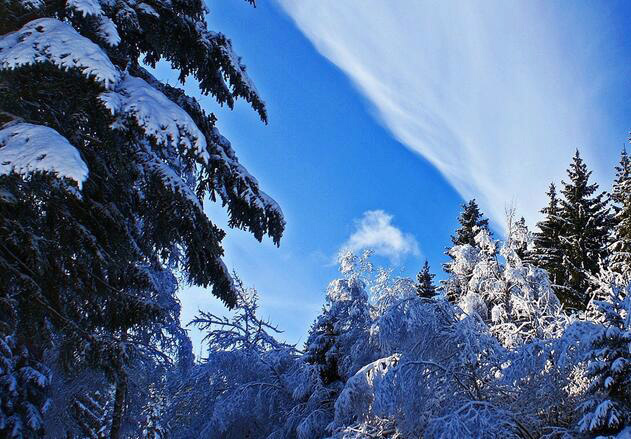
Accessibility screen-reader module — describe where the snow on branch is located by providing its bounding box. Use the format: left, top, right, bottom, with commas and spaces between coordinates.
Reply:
0, 18, 120, 88
100, 73, 209, 164
191, 276, 293, 354
0, 123, 89, 188
65, 0, 121, 47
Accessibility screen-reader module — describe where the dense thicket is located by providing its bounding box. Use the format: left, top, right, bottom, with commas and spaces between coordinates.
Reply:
0, 0, 283, 436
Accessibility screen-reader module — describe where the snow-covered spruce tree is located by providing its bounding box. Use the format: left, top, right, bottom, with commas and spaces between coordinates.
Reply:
450, 199, 491, 247
416, 260, 437, 299
532, 183, 565, 287
0, 1, 284, 437
442, 199, 491, 303
610, 146, 631, 275
286, 251, 374, 438
510, 216, 530, 261
578, 271, 631, 437
556, 151, 611, 309
304, 251, 373, 385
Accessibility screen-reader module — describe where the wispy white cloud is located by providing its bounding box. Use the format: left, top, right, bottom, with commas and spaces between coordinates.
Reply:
343, 210, 419, 263
277, 1, 620, 229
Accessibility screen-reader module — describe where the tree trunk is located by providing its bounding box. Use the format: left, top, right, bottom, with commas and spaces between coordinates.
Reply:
109, 371, 127, 439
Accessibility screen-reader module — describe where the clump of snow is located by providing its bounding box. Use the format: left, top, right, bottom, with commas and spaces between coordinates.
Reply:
65, 0, 121, 46
18, 0, 43, 9
66, 0, 102, 17
137, 2, 159, 17
0, 18, 120, 88
100, 74, 209, 162
334, 355, 399, 427
0, 123, 89, 188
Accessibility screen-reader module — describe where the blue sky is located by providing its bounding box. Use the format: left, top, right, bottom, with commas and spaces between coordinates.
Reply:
152, 1, 631, 351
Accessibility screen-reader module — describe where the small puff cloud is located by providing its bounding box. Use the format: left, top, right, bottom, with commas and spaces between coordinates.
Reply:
343, 210, 419, 263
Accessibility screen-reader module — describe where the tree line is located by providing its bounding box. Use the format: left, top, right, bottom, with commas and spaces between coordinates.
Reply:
418, 147, 630, 313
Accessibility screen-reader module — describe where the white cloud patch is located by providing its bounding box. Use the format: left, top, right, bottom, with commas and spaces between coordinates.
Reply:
277, 1, 623, 229
343, 210, 419, 262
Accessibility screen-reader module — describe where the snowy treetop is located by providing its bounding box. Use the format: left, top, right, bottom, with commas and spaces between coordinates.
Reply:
0, 123, 89, 188
0, 18, 120, 88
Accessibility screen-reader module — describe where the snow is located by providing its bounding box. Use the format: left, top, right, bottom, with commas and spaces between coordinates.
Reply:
66, 0, 102, 17
65, 0, 121, 46
0, 123, 89, 188
96, 16, 121, 46
0, 18, 120, 87
100, 74, 209, 163
137, 2, 159, 17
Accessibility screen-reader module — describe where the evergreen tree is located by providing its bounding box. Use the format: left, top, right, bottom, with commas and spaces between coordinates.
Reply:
443, 199, 491, 302
0, 1, 284, 437
578, 273, 631, 437
609, 146, 631, 275
416, 260, 437, 298
557, 151, 611, 309
532, 183, 564, 287
450, 199, 490, 247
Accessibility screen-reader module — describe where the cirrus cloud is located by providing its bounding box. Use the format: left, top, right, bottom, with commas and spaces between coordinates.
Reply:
277, 0, 625, 229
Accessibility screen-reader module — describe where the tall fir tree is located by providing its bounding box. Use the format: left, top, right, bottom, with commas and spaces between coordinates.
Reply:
609, 145, 631, 275
450, 199, 490, 247
532, 183, 565, 288
416, 260, 437, 299
557, 151, 611, 309
442, 199, 491, 302
0, 0, 284, 437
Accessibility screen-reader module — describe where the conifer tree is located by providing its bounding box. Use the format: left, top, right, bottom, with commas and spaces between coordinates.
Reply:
450, 199, 490, 247
443, 199, 491, 302
416, 260, 437, 299
556, 151, 611, 308
578, 273, 631, 437
609, 146, 631, 275
0, 1, 284, 437
532, 183, 564, 287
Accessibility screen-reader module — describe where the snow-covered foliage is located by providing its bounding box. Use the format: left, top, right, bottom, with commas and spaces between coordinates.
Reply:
0, 336, 50, 438
100, 73, 209, 163
2, 0, 630, 435
0, 0, 284, 436
65, 0, 121, 46
0, 123, 89, 188
445, 213, 566, 348
167, 277, 298, 439
161, 230, 631, 439
0, 18, 120, 87
578, 271, 631, 437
